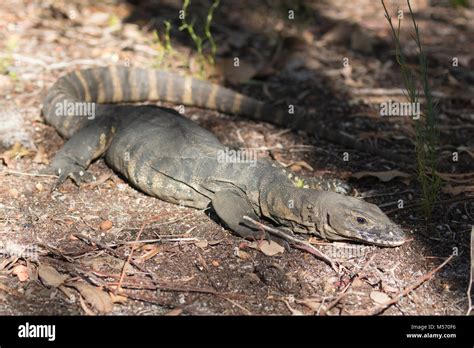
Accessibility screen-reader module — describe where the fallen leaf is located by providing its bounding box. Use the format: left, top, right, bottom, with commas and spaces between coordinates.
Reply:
195, 240, 208, 249
58, 285, 76, 302
38, 264, 69, 288
208, 239, 224, 246
249, 240, 284, 256
70, 281, 113, 314
33, 145, 49, 164
12, 265, 29, 282
109, 292, 128, 304
282, 298, 304, 315
442, 185, 474, 196
234, 247, 250, 260
78, 295, 96, 316
0, 142, 31, 167
370, 290, 391, 304
99, 220, 113, 231
137, 245, 163, 261
216, 58, 258, 84
436, 171, 474, 184
287, 160, 314, 172
295, 298, 320, 311
81, 255, 133, 273
165, 308, 183, 316
383, 285, 399, 293
351, 170, 411, 183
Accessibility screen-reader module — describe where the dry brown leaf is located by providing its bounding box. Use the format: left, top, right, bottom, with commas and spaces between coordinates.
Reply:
370, 290, 391, 304
165, 308, 183, 316
99, 220, 113, 231
12, 265, 29, 282
351, 170, 411, 183
81, 255, 133, 273
195, 240, 208, 249
78, 295, 96, 316
1, 142, 32, 167
70, 281, 113, 314
38, 264, 69, 288
216, 58, 258, 84
282, 298, 304, 315
295, 298, 320, 311
287, 160, 314, 172
383, 285, 399, 293
235, 248, 250, 260
109, 292, 128, 304
441, 185, 474, 196
33, 145, 49, 164
58, 285, 76, 302
249, 240, 284, 256
137, 245, 163, 261
436, 171, 474, 184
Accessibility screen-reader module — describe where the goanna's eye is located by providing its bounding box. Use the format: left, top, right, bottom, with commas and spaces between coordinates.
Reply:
356, 217, 367, 224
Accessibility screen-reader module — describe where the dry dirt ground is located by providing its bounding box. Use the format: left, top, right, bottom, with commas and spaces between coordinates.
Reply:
0, 0, 473, 316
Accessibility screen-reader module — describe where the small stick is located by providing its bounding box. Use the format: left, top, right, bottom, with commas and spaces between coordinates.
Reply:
2, 169, 57, 178
242, 215, 339, 273
115, 220, 148, 294
72, 233, 150, 274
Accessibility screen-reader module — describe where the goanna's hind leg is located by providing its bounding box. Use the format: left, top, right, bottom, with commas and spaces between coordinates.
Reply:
42, 117, 116, 189
212, 189, 290, 249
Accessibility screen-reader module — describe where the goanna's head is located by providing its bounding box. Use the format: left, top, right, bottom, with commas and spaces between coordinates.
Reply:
305, 191, 406, 247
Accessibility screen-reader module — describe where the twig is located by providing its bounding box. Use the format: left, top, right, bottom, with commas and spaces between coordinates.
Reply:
362, 254, 455, 315
242, 215, 339, 273
71, 233, 151, 275
116, 220, 148, 294
44, 254, 247, 299
218, 296, 252, 315
118, 237, 200, 245
2, 169, 57, 178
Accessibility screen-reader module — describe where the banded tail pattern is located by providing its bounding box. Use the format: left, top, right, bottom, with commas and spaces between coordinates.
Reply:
42, 66, 292, 138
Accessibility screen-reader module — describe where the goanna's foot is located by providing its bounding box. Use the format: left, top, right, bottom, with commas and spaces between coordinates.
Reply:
40, 157, 95, 190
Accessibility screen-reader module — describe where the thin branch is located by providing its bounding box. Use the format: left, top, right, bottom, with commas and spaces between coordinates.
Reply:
242, 215, 339, 273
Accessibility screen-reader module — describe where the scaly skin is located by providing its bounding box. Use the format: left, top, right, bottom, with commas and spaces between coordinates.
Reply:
41, 66, 406, 247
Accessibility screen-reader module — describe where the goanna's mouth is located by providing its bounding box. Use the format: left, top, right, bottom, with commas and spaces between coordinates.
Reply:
352, 228, 406, 247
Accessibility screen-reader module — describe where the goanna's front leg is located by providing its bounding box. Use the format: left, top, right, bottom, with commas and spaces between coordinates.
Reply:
211, 188, 290, 250
43, 117, 116, 189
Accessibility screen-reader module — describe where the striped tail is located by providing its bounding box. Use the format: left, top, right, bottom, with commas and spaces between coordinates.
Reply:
42, 66, 292, 138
